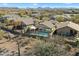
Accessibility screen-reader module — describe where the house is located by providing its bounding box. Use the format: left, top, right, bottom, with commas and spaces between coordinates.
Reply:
21, 18, 36, 26
25, 20, 55, 37
18, 17, 40, 33
2, 14, 22, 25
2, 14, 21, 19
54, 21, 79, 36
21, 18, 37, 30
34, 20, 56, 37
31, 11, 41, 17
37, 20, 55, 32
1, 14, 23, 30
31, 10, 40, 15
49, 20, 59, 25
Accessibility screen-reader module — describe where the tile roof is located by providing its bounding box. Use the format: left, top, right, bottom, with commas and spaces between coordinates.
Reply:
56, 21, 79, 31
21, 18, 35, 25
40, 21, 55, 29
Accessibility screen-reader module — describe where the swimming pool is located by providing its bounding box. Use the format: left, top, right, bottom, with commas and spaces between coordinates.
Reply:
29, 31, 49, 37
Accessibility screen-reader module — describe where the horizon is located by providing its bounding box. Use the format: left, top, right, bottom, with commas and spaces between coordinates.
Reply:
0, 3, 79, 8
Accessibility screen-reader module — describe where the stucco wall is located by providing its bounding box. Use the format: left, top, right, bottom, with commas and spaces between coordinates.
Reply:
56, 26, 75, 36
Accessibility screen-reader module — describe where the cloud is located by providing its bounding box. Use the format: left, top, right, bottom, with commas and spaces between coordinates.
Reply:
64, 3, 73, 5
2, 3, 8, 6
33, 3, 38, 6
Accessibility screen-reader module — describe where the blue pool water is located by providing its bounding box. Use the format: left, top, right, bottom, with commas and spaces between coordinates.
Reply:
29, 31, 49, 37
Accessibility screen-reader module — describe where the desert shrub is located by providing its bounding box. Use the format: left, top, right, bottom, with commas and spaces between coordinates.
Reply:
25, 39, 69, 56
47, 35, 66, 45
56, 16, 64, 22
0, 30, 5, 39
21, 41, 30, 47
0, 48, 9, 55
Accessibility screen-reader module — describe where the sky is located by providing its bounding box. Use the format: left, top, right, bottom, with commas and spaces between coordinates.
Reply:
0, 3, 79, 8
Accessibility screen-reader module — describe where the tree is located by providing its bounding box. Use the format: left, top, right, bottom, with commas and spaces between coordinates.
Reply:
71, 15, 79, 23
18, 10, 27, 17
56, 16, 64, 22
0, 30, 5, 39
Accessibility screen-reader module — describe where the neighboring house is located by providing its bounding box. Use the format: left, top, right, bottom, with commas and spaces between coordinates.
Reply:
2, 14, 22, 30
54, 21, 79, 36
21, 18, 38, 30
2, 14, 21, 19
31, 12, 41, 17
21, 18, 36, 26
31, 10, 41, 17
2, 14, 21, 25
49, 20, 59, 25
37, 20, 55, 32
20, 18, 38, 33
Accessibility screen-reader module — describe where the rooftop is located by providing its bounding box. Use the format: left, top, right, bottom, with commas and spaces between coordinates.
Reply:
40, 20, 55, 29
56, 21, 79, 31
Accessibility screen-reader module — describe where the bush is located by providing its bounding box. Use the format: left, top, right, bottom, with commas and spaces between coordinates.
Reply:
56, 16, 64, 22
25, 39, 69, 56
0, 30, 5, 39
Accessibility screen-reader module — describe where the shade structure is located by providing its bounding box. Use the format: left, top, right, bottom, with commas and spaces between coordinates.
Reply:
29, 25, 36, 30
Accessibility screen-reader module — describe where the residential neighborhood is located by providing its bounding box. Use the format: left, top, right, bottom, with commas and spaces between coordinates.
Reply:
0, 3, 79, 56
